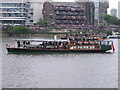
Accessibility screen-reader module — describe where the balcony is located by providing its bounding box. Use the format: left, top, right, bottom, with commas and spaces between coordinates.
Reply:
0, 17, 26, 20
0, 7, 26, 8
54, 6, 85, 12
55, 20, 86, 25
56, 12, 86, 16
1, 12, 26, 13
0, 2, 25, 4
56, 16, 86, 20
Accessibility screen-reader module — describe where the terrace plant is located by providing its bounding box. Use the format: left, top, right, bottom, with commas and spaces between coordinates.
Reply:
36, 19, 49, 27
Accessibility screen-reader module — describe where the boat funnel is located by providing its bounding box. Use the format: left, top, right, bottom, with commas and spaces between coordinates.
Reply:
54, 35, 57, 40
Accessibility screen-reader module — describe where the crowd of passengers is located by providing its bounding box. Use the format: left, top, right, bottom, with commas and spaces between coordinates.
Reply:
62, 34, 101, 41
16, 34, 110, 48
16, 40, 101, 49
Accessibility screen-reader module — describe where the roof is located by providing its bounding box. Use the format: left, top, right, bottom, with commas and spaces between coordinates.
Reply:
49, 2, 84, 7
15, 39, 68, 42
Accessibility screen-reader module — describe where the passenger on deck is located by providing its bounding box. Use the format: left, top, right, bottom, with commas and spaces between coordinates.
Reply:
23, 41, 27, 48
17, 41, 20, 47
26, 41, 30, 45
23, 41, 26, 45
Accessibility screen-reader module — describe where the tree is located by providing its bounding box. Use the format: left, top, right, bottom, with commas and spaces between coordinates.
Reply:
36, 19, 49, 27
118, 19, 120, 25
104, 14, 119, 25
14, 26, 29, 34
8, 26, 30, 34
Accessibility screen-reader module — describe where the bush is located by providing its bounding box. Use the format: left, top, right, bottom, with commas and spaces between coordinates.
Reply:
14, 26, 29, 34
101, 30, 112, 35
8, 26, 30, 34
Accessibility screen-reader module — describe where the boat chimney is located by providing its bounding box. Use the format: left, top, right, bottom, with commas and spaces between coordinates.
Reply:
54, 35, 57, 40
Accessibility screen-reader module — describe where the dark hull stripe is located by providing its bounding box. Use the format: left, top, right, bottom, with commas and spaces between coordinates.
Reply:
6, 48, 107, 54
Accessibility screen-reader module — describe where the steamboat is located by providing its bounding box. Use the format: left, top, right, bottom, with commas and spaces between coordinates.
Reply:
6, 37, 115, 54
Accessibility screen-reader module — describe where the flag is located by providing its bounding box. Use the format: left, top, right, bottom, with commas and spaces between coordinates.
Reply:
6, 44, 10, 47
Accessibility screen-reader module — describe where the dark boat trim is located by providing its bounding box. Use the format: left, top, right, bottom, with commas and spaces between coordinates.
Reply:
6, 47, 107, 54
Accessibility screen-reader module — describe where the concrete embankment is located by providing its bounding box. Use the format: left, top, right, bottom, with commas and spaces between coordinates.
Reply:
0, 31, 9, 37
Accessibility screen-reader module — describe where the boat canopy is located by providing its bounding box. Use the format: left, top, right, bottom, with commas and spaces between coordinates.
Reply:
14, 39, 68, 42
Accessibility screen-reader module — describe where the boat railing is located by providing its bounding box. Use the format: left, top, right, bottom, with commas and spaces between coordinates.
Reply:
69, 45, 101, 50
14, 39, 113, 49
100, 41, 113, 45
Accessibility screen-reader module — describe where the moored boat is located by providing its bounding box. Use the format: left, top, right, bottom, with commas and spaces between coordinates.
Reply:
6, 38, 115, 54
107, 32, 120, 39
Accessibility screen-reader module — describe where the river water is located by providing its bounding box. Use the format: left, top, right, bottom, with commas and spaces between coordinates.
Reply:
1, 36, 119, 88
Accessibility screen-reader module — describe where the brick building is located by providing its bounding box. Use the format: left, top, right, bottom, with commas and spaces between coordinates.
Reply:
42, 2, 94, 27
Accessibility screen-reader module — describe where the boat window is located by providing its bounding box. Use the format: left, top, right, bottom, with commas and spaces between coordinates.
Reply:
78, 42, 82, 45
105, 41, 109, 45
90, 41, 94, 45
95, 41, 99, 45
101, 41, 108, 45
90, 46, 95, 49
78, 46, 83, 49
73, 46, 77, 49
98, 42, 100, 45
83, 46, 89, 49
95, 46, 99, 49
101, 41, 104, 45
84, 42, 88, 45
108, 41, 113, 45
70, 46, 74, 49
86, 46, 89, 49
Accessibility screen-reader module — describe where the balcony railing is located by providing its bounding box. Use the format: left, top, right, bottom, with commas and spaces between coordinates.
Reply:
55, 16, 86, 20
0, 17, 26, 20
1, 12, 26, 13
55, 20, 86, 25
0, 7, 26, 8
56, 13, 85, 16
54, 6, 85, 12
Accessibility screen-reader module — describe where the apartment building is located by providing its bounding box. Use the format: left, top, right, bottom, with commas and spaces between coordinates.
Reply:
110, 8, 117, 17
43, 2, 94, 26
26, 0, 52, 25
0, 0, 53, 26
93, 0, 109, 25
0, 0, 29, 25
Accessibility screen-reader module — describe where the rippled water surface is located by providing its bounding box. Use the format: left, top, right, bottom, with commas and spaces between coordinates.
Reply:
2, 36, 118, 88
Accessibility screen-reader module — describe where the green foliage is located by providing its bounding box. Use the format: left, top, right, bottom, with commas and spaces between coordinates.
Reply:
36, 19, 49, 26
118, 19, 120, 25
102, 30, 112, 35
14, 26, 29, 34
8, 26, 30, 34
104, 14, 119, 25
114, 29, 120, 33
6, 25, 14, 31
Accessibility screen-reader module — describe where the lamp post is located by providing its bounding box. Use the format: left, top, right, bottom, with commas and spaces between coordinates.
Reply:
98, 0, 100, 25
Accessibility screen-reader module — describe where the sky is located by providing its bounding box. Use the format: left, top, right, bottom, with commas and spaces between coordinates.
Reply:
54, 0, 120, 15
108, 0, 119, 14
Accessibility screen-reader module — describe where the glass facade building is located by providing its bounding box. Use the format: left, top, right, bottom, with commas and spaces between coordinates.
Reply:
93, 0, 109, 25
110, 8, 117, 17
0, 0, 29, 25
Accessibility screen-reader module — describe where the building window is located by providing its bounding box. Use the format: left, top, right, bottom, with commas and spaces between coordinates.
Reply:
30, 20, 33, 22
50, 14, 53, 19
